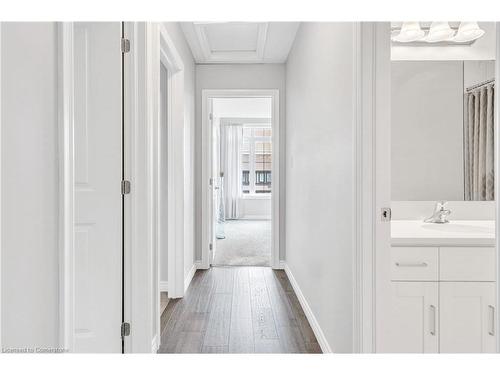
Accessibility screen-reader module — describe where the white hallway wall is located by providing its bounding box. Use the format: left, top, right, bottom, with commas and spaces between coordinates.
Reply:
1, 22, 59, 347
285, 23, 355, 352
162, 23, 197, 281
195, 64, 286, 261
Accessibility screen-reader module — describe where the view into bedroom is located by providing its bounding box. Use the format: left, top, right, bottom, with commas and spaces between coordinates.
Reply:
212, 97, 273, 267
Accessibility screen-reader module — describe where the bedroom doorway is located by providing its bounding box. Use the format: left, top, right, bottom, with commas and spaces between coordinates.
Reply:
202, 90, 280, 269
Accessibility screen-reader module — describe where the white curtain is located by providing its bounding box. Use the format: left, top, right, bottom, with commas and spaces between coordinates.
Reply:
220, 124, 242, 219
464, 83, 495, 201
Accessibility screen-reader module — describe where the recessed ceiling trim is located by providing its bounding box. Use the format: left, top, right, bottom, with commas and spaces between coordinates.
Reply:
181, 22, 299, 64
194, 22, 269, 63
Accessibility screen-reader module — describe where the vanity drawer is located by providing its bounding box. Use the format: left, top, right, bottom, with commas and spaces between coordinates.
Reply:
391, 247, 438, 281
440, 247, 496, 281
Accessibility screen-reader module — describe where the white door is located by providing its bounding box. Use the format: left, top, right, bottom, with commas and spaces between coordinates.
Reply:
381, 282, 439, 353
440, 282, 497, 353
74, 22, 123, 353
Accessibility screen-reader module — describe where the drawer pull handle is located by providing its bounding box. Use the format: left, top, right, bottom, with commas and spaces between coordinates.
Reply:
489, 305, 495, 336
395, 262, 428, 267
430, 304, 436, 336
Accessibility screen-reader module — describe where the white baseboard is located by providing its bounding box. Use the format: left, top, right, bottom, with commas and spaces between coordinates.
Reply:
151, 334, 159, 353
159, 281, 168, 292
184, 262, 199, 293
284, 263, 332, 353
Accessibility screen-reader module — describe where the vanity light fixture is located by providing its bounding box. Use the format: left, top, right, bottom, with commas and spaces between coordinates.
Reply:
423, 22, 455, 43
391, 22, 425, 43
391, 21, 486, 44
452, 22, 485, 43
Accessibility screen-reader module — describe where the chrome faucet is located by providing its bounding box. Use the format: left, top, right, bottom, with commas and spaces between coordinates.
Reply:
424, 201, 451, 224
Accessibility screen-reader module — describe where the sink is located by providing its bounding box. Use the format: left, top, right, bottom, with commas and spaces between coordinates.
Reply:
391, 220, 495, 246
421, 223, 493, 234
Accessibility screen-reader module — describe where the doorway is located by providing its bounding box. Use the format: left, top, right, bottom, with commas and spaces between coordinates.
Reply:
202, 90, 280, 269
363, 22, 500, 354
211, 98, 273, 266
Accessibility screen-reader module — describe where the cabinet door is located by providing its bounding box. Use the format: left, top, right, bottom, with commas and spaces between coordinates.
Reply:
380, 282, 439, 353
440, 282, 496, 353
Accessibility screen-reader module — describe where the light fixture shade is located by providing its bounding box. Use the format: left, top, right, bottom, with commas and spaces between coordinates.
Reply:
424, 22, 455, 42
453, 22, 485, 43
392, 22, 425, 42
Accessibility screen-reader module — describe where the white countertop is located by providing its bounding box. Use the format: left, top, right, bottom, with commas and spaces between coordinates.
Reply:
391, 220, 495, 247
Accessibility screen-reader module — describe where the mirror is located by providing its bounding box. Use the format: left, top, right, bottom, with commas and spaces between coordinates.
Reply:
391, 60, 495, 201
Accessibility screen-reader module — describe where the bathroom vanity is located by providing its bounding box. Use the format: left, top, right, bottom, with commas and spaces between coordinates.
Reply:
385, 57, 498, 353
387, 220, 496, 353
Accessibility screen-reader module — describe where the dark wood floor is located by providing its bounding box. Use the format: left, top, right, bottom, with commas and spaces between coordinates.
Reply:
158, 266, 322, 353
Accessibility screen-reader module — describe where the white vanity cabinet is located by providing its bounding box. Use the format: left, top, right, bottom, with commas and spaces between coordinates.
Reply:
387, 281, 439, 353
389, 245, 496, 353
440, 282, 496, 353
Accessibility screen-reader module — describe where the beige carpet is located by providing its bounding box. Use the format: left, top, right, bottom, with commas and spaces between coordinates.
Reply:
214, 220, 271, 266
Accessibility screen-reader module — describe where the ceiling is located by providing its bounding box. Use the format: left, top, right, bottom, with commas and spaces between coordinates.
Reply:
181, 22, 300, 64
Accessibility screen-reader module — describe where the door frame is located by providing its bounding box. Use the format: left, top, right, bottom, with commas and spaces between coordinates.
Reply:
58, 22, 76, 352
57, 21, 186, 353
201, 89, 280, 269
353, 22, 391, 353
158, 23, 185, 302
123, 22, 186, 353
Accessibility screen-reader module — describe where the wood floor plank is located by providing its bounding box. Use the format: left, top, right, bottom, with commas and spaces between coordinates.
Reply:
203, 293, 232, 347
285, 291, 318, 344
159, 331, 204, 353
201, 345, 229, 353
160, 296, 177, 336
213, 267, 235, 294
228, 267, 255, 353
274, 270, 295, 293
254, 338, 283, 353
249, 268, 279, 341
277, 324, 307, 353
305, 341, 322, 354
249, 267, 272, 309
263, 269, 298, 327
229, 318, 254, 353
179, 311, 209, 333
252, 307, 279, 340
193, 269, 215, 313
232, 267, 252, 319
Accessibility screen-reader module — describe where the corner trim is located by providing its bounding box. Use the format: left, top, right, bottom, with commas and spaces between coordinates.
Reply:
283, 263, 332, 353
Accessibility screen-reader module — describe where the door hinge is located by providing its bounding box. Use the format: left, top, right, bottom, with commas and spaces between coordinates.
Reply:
209, 113, 213, 121
121, 322, 131, 338
121, 38, 130, 53
209, 177, 213, 187
381, 207, 392, 222
121, 180, 131, 195
209, 243, 213, 251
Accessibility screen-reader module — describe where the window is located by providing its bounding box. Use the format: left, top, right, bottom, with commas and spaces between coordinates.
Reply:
240, 125, 272, 195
